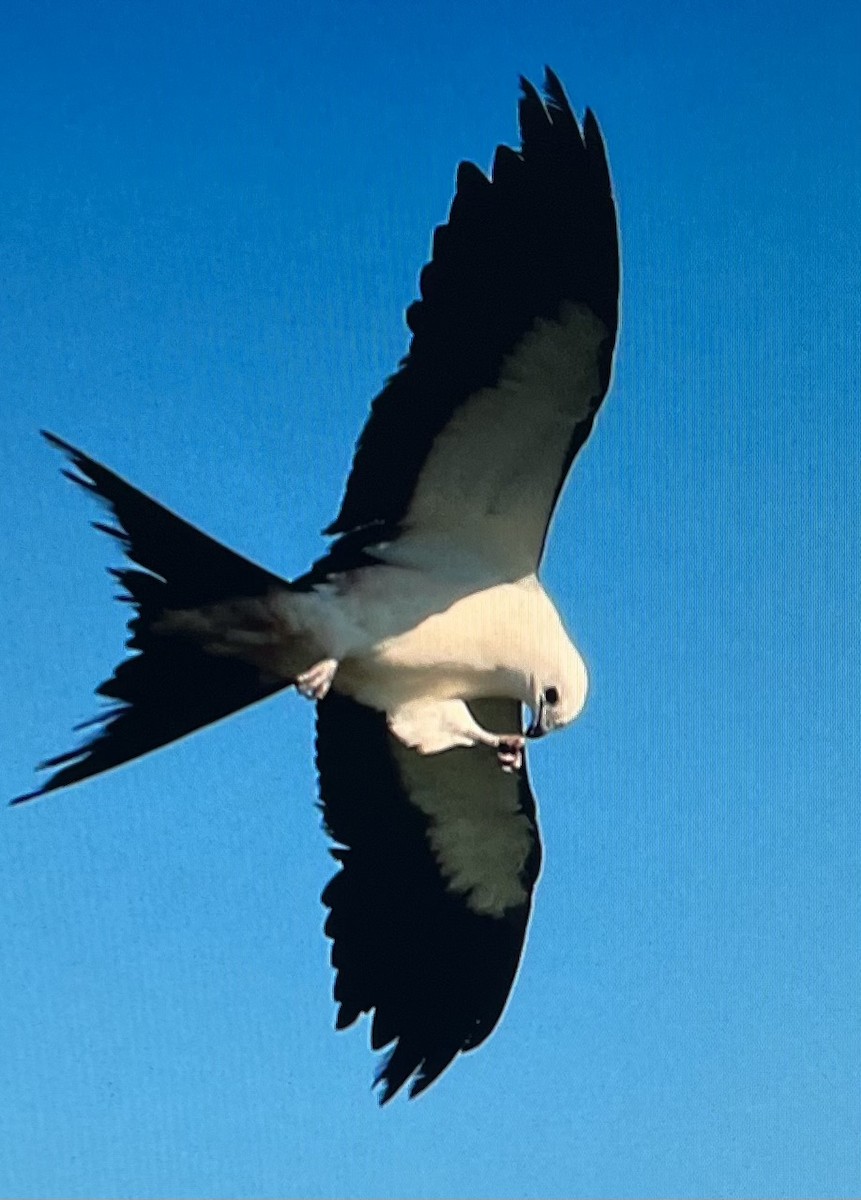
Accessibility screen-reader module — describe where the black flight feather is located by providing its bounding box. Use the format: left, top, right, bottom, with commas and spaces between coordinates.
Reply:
13, 434, 289, 803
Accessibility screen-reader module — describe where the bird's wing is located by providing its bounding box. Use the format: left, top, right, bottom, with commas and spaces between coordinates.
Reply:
324, 69, 619, 578
316, 693, 542, 1102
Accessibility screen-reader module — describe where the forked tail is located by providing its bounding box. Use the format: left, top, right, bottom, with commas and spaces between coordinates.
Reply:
13, 434, 292, 804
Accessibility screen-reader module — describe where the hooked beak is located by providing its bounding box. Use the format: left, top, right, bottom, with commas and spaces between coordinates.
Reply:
526, 697, 546, 739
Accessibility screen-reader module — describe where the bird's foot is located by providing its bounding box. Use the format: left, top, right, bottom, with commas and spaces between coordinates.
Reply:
296, 657, 339, 701
496, 735, 525, 774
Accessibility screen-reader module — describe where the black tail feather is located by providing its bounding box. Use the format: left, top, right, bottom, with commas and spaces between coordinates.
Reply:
13, 435, 290, 804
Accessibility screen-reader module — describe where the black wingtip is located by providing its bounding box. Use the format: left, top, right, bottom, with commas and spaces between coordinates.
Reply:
42, 430, 98, 492
543, 65, 567, 106
518, 73, 540, 102
43, 432, 102, 493
518, 67, 583, 156
375, 1078, 402, 1107
408, 1071, 436, 1101
372, 1043, 415, 1106
542, 67, 581, 142
583, 107, 604, 145
518, 74, 547, 126
373, 1055, 397, 1106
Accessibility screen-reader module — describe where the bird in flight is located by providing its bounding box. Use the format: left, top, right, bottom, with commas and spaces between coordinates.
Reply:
16, 68, 620, 1102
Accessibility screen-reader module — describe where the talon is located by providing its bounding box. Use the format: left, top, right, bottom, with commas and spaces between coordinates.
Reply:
496, 735, 524, 773
296, 657, 339, 701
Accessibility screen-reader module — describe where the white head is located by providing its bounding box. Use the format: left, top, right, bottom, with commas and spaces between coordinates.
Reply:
526, 631, 588, 740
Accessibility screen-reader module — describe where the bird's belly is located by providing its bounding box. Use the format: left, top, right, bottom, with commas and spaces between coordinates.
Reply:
335, 593, 523, 710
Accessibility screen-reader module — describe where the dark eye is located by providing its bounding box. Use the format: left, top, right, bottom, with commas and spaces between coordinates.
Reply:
544, 686, 559, 705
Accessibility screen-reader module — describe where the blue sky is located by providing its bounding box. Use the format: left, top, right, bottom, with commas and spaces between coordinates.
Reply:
1, 0, 859, 1195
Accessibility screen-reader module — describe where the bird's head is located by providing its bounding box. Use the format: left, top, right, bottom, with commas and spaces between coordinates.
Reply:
526, 640, 588, 740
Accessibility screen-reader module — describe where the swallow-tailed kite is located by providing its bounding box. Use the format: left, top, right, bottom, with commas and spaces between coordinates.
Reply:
16, 69, 620, 1102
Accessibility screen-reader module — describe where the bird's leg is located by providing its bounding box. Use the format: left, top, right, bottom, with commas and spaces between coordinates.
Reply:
388, 699, 524, 771
295, 657, 339, 701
